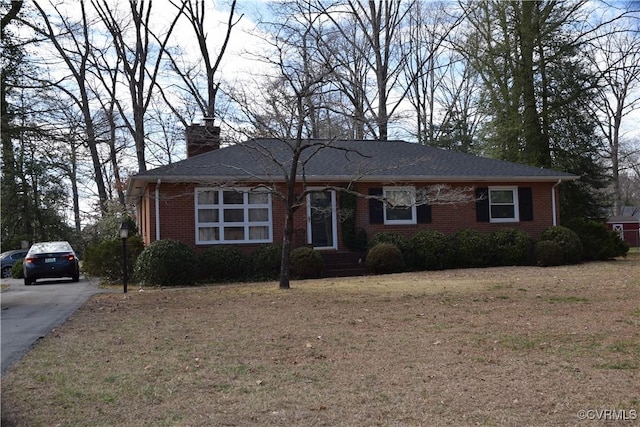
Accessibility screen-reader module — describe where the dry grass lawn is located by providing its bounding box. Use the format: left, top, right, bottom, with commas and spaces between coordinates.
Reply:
2, 255, 639, 426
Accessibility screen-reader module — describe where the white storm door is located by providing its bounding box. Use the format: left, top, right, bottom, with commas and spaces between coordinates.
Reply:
307, 190, 337, 249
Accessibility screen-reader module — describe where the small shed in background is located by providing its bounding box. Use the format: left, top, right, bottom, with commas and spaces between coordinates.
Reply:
607, 215, 640, 247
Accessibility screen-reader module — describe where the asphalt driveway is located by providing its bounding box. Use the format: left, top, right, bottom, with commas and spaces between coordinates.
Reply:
1, 276, 112, 375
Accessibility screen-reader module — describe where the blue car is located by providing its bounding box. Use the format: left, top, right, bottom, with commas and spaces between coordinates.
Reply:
1, 249, 28, 279
23, 241, 80, 286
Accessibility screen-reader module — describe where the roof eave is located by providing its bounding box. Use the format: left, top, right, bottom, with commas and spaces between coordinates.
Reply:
126, 173, 579, 203
304, 175, 580, 183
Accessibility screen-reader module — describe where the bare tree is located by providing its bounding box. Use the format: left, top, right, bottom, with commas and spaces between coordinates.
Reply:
39, 93, 85, 235
588, 30, 640, 215
318, 14, 370, 139
1, 0, 26, 246
618, 138, 640, 215
434, 59, 484, 153
22, 1, 110, 213
257, 0, 354, 139
402, 1, 466, 145
225, 5, 476, 289
227, 3, 339, 289
159, 0, 240, 128
316, 0, 414, 140
145, 97, 186, 166
86, 45, 130, 207
92, 0, 185, 172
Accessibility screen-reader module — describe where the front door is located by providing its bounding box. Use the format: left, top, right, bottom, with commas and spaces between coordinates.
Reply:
307, 191, 337, 249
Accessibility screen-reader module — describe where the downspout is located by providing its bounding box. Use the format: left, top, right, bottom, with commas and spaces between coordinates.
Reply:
155, 179, 161, 241
551, 179, 562, 226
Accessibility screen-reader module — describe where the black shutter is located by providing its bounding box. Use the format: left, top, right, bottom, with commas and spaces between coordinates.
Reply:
417, 204, 432, 223
518, 187, 533, 221
476, 187, 489, 222
369, 188, 384, 224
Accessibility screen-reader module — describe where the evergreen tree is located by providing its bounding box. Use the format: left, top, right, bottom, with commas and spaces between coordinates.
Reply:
461, 0, 609, 219
1, 1, 27, 248
1, 2, 74, 248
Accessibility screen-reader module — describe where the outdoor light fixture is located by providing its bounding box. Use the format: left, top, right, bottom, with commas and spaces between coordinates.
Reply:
119, 221, 129, 239
119, 221, 129, 293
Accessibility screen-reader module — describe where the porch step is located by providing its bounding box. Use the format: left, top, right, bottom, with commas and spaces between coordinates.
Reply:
320, 251, 367, 278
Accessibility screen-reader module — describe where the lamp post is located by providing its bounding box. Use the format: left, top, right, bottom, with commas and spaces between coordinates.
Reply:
119, 221, 129, 293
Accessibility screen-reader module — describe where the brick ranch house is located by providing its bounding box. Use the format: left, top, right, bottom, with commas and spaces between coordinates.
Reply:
126, 123, 578, 267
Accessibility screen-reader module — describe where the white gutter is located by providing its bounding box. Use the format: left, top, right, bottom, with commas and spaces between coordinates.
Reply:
155, 179, 161, 241
134, 174, 578, 185
551, 179, 562, 226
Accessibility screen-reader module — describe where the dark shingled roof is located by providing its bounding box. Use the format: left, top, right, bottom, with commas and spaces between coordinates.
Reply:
127, 139, 577, 198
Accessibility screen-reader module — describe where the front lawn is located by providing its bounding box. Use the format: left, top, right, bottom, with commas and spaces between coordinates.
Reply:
2, 256, 639, 426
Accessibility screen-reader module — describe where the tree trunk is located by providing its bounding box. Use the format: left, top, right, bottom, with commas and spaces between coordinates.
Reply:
612, 122, 621, 215
279, 207, 294, 290
0, 68, 19, 235
519, 1, 551, 168
133, 108, 146, 172
81, 101, 109, 213
106, 104, 125, 206
0, 0, 19, 209
70, 140, 82, 234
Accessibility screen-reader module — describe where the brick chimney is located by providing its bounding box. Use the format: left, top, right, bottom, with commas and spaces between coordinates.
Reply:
186, 117, 221, 157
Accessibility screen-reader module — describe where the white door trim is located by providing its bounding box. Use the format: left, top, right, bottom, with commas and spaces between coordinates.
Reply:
306, 189, 338, 250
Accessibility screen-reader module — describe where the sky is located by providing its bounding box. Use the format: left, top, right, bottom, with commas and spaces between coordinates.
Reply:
12, 0, 640, 227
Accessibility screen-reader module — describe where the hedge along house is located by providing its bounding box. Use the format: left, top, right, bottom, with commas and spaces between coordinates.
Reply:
126, 123, 579, 267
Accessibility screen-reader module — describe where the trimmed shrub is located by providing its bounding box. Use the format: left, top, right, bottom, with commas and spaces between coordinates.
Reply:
198, 246, 247, 282
539, 226, 583, 264
82, 236, 145, 283
11, 259, 24, 279
368, 232, 418, 270
290, 247, 324, 279
134, 239, 197, 287
452, 229, 493, 268
490, 229, 533, 266
410, 230, 456, 271
367, 232, 406, 249
565, 218, 629, 260
250, 244, 282, 280
534, 240, 565, 267
366, 243, 404, 275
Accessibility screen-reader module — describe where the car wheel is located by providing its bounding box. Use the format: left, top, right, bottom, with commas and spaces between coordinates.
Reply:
1, 267, 12, 279
72, 274, 80, 282
24, 277, 33, 286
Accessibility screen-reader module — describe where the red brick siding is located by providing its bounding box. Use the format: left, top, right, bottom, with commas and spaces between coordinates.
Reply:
138, 182, 310, 255
137, 180, 560, 252
352, 182, 557, 240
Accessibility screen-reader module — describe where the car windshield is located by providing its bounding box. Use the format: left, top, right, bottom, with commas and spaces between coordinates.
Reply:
29, 242, 73, 254
1, 251, 23, 259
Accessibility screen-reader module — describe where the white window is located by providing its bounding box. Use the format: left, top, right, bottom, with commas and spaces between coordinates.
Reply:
195, 188, 272, 244
383, 186, 417, 225
489, 187, 519, 223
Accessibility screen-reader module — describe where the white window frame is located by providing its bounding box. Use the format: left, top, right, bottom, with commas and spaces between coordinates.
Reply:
383, 186, 417, 225
195, 187, 273, 245
489, 186, 519, 223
